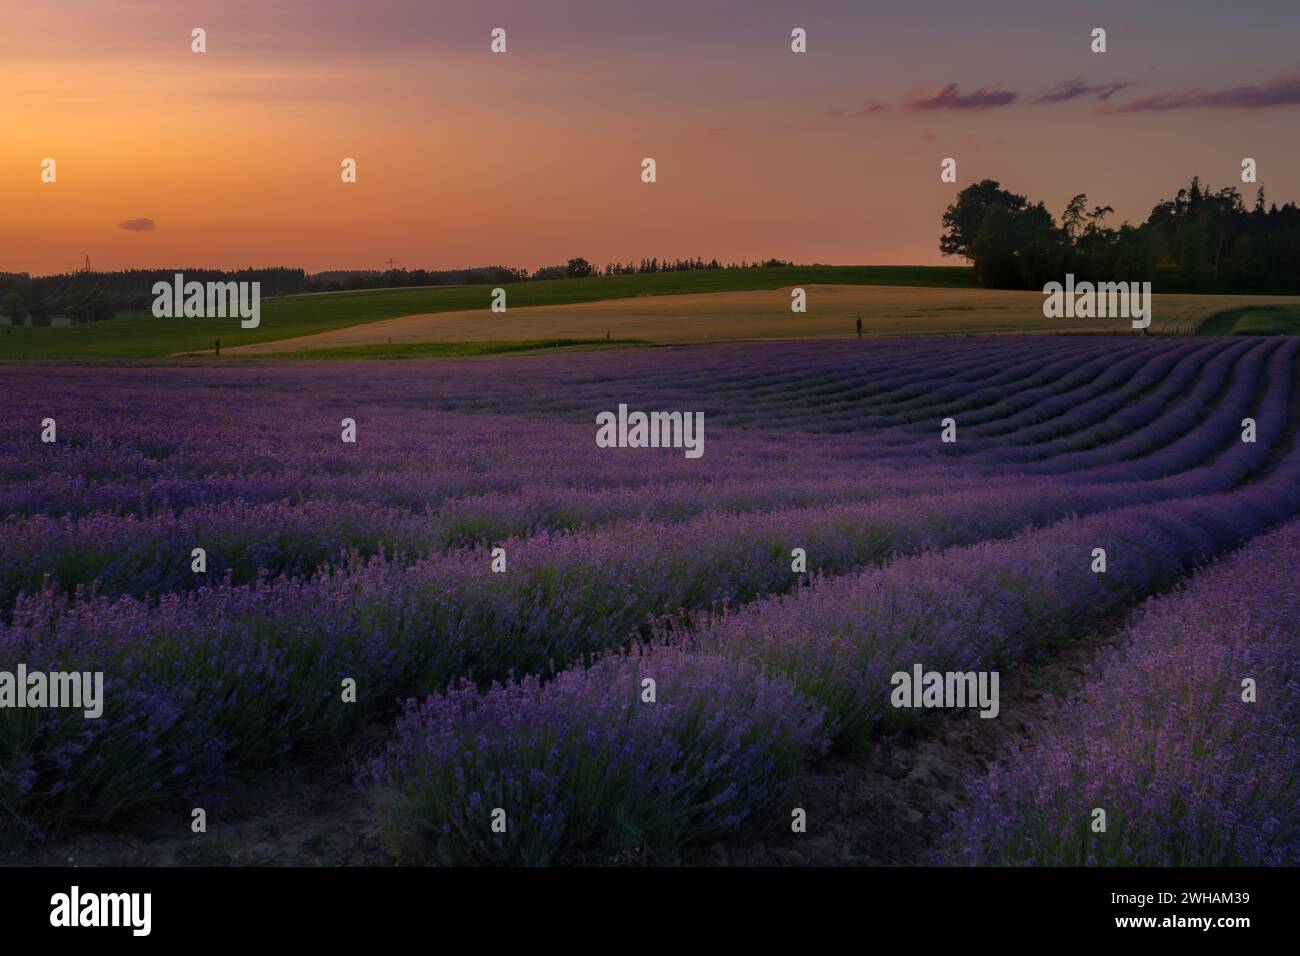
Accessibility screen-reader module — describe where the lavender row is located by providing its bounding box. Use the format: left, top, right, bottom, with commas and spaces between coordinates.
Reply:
364, 647, 826, 865
893, 335, 1255, 461
3, 408, 934, 518
940, 518, 1300, 866
977, 338, 1231, 451
5, 339, 1289, 608
720, 337, 1241, 458
0, 472, 1172, 834
5, 351, 1296, 836
0, 339, 1249, 525
364, 452, 1300, 863
5, 339, 1287, 612
1030, 337, 1290, 478
732, 338, 1115, 431
985, 337, 1241, 461
1, 473, 983, 607
871, 339, 1189, 434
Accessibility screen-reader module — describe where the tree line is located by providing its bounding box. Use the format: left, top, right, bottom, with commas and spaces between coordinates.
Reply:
941, 177, 1300, 293
0, 268, 305, 326
1, 257, 797, 324
309, 257, 792, 291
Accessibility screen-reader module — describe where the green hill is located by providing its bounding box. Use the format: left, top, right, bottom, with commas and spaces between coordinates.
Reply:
0, 266, 973, 359
1196, 306, 1300, 335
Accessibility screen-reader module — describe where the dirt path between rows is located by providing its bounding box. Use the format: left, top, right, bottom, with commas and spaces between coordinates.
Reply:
686, 628, 1123, 866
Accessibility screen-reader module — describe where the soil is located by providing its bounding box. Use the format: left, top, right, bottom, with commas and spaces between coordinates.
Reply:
8, 776, 387, 868
687, 628, 1123, 866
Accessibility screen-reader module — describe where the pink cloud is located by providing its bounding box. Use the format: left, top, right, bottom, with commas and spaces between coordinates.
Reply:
904, 83, 1017, 111
824, 101, 886, 120
1033, 78, 1130, 104
1099, 71, 1300, 113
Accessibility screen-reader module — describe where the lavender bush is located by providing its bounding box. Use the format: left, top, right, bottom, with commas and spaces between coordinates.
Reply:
364, 646, 825, 865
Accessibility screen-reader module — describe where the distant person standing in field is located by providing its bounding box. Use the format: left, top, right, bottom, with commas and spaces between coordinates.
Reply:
856, 317, 862, 339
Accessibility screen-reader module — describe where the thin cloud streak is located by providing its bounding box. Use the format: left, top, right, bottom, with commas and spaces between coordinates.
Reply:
1033, 78, 1130, 104
1099, 71, 1300, 113
904, 83, 1018, 111
824, 101, 887, 119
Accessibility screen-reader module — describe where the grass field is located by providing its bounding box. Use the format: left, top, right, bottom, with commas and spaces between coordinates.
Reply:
1197, 306, 1300, 336
0, 265, 972, 359
4, 265, 1297, 359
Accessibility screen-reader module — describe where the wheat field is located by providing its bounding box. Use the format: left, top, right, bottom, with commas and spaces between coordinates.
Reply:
223, 284, 1295, 354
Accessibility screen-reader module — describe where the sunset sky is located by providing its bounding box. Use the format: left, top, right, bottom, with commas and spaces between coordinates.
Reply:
4, 0, 1300, 275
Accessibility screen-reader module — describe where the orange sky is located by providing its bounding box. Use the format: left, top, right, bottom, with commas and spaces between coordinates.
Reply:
4, 0, 1300, 275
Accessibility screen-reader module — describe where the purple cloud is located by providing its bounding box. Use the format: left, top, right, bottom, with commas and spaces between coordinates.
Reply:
824, 101, 886, 120
1099, 72, 1300, 113
116, 217, 157, 231
1034, 78, 1130, 104
905, 83, 1017, 112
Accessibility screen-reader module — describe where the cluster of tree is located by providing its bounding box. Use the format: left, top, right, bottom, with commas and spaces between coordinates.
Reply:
3, 256, 801, 323
941, 178, 1300, 293
594, 257, 791, 275
305, 265, 527, 293
1, 291, 38, 325
320, 257, 794, 287
0, 292, 115, 327
528, 258, 598, 280
0, 283, 117, 327
0, 267, 305, 324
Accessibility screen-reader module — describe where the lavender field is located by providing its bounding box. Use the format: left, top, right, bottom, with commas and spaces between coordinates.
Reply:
2, 336, 1298, 865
